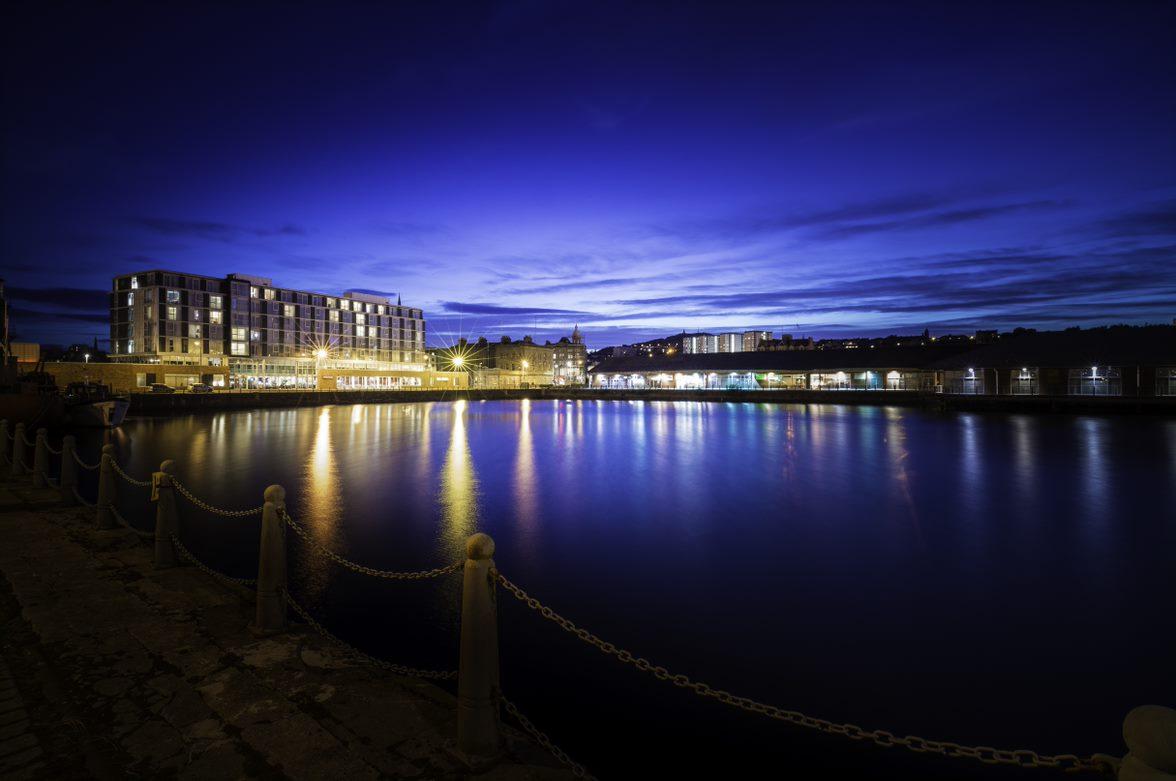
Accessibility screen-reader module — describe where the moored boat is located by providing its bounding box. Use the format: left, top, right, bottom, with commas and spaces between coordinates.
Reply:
63, 382, 129, 427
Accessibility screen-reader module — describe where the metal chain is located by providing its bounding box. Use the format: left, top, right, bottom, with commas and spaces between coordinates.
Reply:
21, 433, 37, 447
280, 508, 462, 581
170, 533, 257, 586
500, 694, 595, 779
285, 593, 457, 680
110, 459, 152, 487
109, 506, 154, 540
72, 450, 100, 470
72, 487, 96, 507
46, 442, 62, 455
171, 477, 264, 517
495, 572, 1111, 776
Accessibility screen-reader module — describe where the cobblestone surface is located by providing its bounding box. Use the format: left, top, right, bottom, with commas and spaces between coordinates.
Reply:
0, 476, 574, 780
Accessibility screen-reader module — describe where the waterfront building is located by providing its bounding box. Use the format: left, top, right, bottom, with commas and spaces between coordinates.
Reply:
107, 270, 459, 390
548, 325, 587, 385
470, 335, 555, 388
742, 330, 772, 352
589, 325, 1176, 397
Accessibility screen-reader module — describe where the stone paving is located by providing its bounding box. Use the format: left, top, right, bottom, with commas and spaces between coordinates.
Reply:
0, 476, 574, 780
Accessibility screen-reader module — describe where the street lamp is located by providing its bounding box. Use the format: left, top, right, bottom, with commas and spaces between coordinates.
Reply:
84, 353, 91, 363
452, 355, 465, 368
521, 360, 529, 371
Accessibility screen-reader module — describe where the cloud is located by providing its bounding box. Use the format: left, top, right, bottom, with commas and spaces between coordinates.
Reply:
1100, 202, 1176, 237
6, 286, 108, 311
126, 216, 307, 242
8, 306, 107, 324
438, 301, 598, 317
346, 287, 398, 299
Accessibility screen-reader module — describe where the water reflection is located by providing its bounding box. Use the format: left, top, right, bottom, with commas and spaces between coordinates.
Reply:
439, 399, 479, 555
513, 399, 538, 552
302, 407, 341, 590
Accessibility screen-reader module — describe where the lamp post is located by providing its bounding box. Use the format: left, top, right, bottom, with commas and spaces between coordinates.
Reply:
314, 348, 328, 391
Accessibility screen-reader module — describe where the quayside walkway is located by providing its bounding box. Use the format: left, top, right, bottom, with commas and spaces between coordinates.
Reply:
2, 419, 1174, 780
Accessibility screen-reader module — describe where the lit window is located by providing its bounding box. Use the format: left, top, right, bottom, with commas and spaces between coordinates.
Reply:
326, 297, 335, 308
250, 287, 259, 298
284, 304, 295, 317
264, 289, 276, 301
210, 295, 222, 309
189, 325, 201, 338
127, 339, 135, 352
167, 305, 178, 320
209, 310, 223, 324
329, 310, 339, 322
192, 309, 201, 320
250, 330, 260, 341
166, 290, 180, 303
356, 313, 366, 325
231, 342, 248, 356
231, 327, 246, 341
130, 277, 139, 290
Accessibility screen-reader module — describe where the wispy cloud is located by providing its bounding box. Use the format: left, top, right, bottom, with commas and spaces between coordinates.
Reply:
126, 216, 307, 242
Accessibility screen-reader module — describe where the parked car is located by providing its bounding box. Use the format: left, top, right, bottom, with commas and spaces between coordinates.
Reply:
149, 383, 176, 393
188, 383, 213, 393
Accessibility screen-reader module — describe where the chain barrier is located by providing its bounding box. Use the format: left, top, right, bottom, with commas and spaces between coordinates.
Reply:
21, 432, 37, 447
72, 487, 96, 507
280, 508, 462, 581
46, 442, 62, 456
496, 572, 1111, 776
109, 506, 154, 540
169, 533, 258, 587
72, 450, 100, 471
500, 694, 595, 780
110, 459, 153, 487
286, 593, 457, 680
171, 477, 264, 517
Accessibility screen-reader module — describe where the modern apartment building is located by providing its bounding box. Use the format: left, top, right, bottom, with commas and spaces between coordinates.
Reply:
109, 270, 429, 388
742, 330, 772, 352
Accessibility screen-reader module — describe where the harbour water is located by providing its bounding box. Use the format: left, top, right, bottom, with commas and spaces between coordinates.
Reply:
71, 400, 1176, 778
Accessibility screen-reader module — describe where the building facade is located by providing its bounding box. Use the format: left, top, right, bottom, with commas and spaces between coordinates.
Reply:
549, 325, 588, 385
109, 270, 430, 388
469, 335, 556, 388
741, 330, 772, 351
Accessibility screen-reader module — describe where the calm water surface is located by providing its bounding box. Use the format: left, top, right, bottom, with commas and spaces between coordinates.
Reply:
74, 400, 1176, 779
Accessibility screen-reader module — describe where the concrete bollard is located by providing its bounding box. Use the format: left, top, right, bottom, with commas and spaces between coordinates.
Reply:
32, 428, 49, 488
457, 532, 500, 758
1120, 705, 1176, 781
153, 460, 179, 568
253, 485, 287, 634
11, 422, 25, 476
59, 436, 78, 504
0, 420, 9, 466
96, 444, 117, 528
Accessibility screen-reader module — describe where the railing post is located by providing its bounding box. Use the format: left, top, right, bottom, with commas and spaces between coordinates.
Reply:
457, 532, 500, 758
0, 420, 9, 467
96, 444, 116, 529
32, 428, 49, 488
11, 422, 25, 476
59, 436, 78, 504
253, 484, 287, 634
153, 460, 179, 568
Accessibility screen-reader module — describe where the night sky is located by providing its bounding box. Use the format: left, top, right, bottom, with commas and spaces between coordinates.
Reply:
3, 1, 1174, 349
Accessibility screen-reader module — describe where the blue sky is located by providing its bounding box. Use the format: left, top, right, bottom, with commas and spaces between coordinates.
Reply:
3, 1, 1174, 349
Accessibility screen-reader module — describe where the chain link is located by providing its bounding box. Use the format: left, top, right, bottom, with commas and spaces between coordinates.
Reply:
72, 487, 96, 507
285, 593, 457, 680
171, 477, 264, 517
46, 441, 62, 455
169, 533, 258, 586
280, 508, 462, 580
496, 572, 1111, 776
72, 450, 100, 470
110, 459, 153, 487
109, 506, 154, 540
500, 694, 595, 779
22, 432, 37, 447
